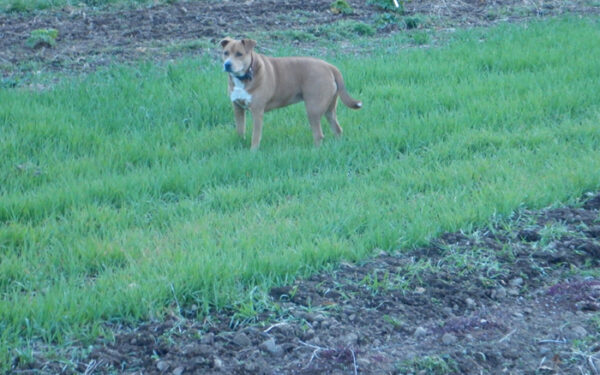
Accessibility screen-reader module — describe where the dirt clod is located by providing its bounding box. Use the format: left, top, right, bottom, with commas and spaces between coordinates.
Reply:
156, 360, 169, 372
441, 333, 458, 345
232, 331, 252, 347
259, 338, 284, 357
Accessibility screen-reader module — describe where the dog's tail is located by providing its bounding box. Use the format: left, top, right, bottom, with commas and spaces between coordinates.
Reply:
332, 67, 362, 109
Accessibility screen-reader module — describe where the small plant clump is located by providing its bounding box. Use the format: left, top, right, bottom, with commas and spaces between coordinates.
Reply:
352, 22, 375, 36
411, 30, 430, 45
330, 0, 353, 15
404, 16, 422, 29
25, 28, 59, 49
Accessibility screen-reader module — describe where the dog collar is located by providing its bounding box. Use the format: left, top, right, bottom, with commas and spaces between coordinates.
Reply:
236, 68, 253, 81
235, 54, 254, 81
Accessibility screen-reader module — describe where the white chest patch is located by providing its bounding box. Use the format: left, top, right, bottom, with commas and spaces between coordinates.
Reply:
230, 76, 252, 109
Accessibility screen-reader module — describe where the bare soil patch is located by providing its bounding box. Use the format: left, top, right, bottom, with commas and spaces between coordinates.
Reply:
1, 0, 598, 79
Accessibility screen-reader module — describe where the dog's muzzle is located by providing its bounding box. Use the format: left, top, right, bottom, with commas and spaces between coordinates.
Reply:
223, 60, 232, 72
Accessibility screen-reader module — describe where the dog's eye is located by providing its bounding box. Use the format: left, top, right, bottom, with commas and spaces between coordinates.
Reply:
224, 51, 229, 56
235, 52, 243, 57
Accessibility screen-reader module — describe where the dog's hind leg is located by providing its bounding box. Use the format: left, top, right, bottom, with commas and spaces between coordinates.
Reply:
304, 78, 335, 147
307, 111, 324, 147
324, 96, 343, 137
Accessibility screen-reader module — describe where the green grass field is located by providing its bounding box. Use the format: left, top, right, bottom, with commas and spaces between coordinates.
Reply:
1, 17, 600, 368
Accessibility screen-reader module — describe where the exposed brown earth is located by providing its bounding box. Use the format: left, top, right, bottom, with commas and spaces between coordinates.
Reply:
1, 0, 598, 79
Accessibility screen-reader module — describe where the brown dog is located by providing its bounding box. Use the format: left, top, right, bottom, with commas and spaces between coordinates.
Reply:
220, 37, 362, 150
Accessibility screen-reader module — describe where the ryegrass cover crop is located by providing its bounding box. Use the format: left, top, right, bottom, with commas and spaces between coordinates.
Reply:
1, 17, 600, 367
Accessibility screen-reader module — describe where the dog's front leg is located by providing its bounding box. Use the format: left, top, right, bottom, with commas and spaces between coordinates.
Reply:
233, 104, 246, 138
250, 108, 264, 150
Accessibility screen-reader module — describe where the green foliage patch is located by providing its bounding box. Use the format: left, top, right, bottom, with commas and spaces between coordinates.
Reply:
1, 17, 600, 371
25, 28, 59, 49
330, 0, 353, 15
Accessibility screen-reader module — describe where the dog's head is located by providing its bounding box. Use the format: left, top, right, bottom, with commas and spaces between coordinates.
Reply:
219, 37, 257, 76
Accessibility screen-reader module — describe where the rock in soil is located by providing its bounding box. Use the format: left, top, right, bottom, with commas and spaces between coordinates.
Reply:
414, 326, 428, 337
259, 338, 284, 357
156, 360, 169, 372
441, 333, 458, 345
232, 332, 251, 347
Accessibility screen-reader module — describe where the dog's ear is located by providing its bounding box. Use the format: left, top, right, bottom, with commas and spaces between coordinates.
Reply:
220, 37, 233, 48
241, 39, 257, 52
